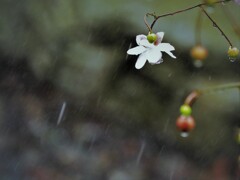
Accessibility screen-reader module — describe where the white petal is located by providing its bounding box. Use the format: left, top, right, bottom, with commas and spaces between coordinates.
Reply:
139, 39, 155, 48
157, 43, 175, 51
156, 32, 164, 42
154, 32, 164, 45
157, 43, 176, 58
135, 53, 147, 69
155, 59, 163, 64
127, 46, 147, 55
165, 51, 176, 58
146, 48, 162, 63
136, 34, 147, 45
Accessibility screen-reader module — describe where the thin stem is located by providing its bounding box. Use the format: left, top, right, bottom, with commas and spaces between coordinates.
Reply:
144, 14, 152, 33
148, 0, 228, 29
184, 82, 240, 106
145, 0, 233, 47
221, 5, 240, 38
197, 82, 240, 94
200, 6, 233, 47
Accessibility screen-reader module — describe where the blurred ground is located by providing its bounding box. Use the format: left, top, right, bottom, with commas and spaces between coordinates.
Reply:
0, 0, 239, 179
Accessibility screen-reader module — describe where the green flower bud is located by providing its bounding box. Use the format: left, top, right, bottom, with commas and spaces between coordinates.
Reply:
180, 104, 192, 116
228, 46, 239, 58
204, 0, 218, 5
147, 33, 157, 43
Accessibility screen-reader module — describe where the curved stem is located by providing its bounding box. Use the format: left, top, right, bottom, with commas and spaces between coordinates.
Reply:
197, 82, 240, 94
146, 0, 233, 47
149, 0, 228, 29
200, 6, 233, 47
221, 5, 240, 38
144, 14, 152, 33
183, 82, 240, 106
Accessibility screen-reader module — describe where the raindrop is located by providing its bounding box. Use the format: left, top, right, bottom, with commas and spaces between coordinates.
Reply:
193, 59, 203, 68
229, 57, 237, 62
180, 132, 189, 138
128, 43, 132, 49
125, 43, 132, 60
136, 141, 146, 165
57, 101, 67, 126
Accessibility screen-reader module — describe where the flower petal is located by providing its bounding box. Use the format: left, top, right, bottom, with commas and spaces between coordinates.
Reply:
127, 46, 147, 55
164, 51, 176, 58
157, 43, 175, 51
139, 39, 155, 48
155, 32, 164, 45
136, 35, 147, 45
135, 53, 147, 69
155, 59, 163, 64
157, 43, 176, 58
146, 48, 162, 63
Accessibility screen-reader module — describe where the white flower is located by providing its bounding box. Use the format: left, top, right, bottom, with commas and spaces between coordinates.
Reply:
127, 32, 176, 69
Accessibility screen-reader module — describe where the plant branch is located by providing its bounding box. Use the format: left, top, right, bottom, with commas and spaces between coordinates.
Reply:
184, 82, 240, 106
148, 0, 228, 29
221, 5, 240, 38
144, 14, 152, 33
197, 82, 240, 94
200, 6, 233, 47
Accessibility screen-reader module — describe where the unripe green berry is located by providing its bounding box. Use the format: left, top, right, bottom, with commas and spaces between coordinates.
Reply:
204, 0, 218, 5
237, 130, 240, 144
180, 104, 192, 116
147, 33, 157, 43
228, 47, 239, 58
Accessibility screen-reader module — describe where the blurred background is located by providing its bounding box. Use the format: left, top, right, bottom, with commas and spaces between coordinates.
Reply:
0, 0, 239, 179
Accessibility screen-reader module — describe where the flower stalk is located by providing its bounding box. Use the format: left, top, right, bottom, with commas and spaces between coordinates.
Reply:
147, 0, 229, 29
183, 82, 240, 106
144, 0, 233, 47
144, 14, 152, 33
200, 6, 233, 47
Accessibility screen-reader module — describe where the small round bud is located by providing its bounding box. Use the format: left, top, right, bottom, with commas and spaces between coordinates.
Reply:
180, 104, 192, 116
228, 46, 239, 58
204, 0, 218, 5
147, 33, 157, 43
236, 128, 240, 144
190, 45, 208, 61
238, 135, 240, 144
176, 115, 195, 132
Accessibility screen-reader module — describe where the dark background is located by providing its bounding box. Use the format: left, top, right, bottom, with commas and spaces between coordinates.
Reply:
0, 0, 239, 179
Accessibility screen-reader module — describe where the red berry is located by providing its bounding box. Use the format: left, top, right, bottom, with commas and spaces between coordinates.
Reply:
176, 115, 195, 132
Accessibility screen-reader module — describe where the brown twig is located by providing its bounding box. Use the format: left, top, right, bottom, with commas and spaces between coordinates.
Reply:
200, 6, 233, 47
148, 0, 228, 29
144, 14, 152, 33
145, 0, 233, 47
184, 82, 240, 106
